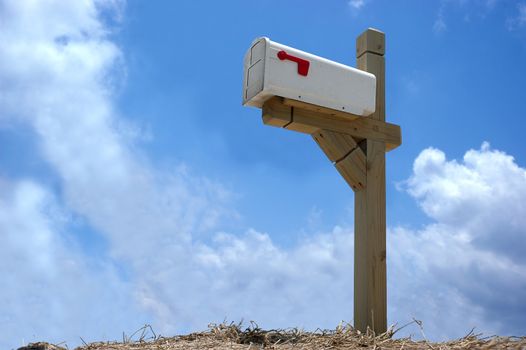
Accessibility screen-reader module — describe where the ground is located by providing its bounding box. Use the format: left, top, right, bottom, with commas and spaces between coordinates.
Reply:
18, 323, 526, 350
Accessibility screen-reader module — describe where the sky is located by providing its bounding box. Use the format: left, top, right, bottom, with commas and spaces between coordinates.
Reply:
1, 0, 526, 349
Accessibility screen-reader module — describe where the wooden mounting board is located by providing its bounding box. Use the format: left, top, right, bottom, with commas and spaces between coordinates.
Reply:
262, 97, 401, 151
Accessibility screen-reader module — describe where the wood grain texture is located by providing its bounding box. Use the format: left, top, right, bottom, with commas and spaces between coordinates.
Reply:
262, 97, 292, 127
311, 129, 366, 191
283, 98, 361, 120
357, 53, 385, 122
283, 98, 400, 151
335, 147, 366, 191
262, 97, 401, 151
356, 28, 385, 58
312, 129, 358, 162
354, 28, 387, 334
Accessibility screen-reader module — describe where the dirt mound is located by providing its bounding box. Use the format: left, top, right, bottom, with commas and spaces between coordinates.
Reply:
20, 322, 526, 350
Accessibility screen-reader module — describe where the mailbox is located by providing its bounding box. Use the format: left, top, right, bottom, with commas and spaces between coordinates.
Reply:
242, 37, 377, 117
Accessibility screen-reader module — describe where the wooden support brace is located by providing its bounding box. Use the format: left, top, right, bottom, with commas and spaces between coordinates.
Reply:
312, 129, 359, 162
336, 147, 366, 191
312, 129, 366, 191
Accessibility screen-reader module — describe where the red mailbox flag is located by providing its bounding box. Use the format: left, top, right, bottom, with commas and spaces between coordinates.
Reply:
277, 50, 310, 76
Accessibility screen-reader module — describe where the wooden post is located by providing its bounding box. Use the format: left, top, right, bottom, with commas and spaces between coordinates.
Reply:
354, 28, 387, 334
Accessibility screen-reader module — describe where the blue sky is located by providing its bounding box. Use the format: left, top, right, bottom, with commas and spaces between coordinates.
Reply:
1, 0, 526, 349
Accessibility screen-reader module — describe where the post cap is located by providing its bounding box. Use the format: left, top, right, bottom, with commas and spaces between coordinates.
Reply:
356, 28, 385, 57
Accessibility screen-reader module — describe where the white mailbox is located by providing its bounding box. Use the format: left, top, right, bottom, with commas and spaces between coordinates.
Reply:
242, 37, 377, 117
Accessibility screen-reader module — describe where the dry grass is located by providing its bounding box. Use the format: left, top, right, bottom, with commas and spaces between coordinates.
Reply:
20, 321, 526, 350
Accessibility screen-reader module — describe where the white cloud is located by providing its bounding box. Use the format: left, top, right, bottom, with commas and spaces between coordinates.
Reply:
520, 3, 526, 24
507, 3, 526, 30
2, 1, 526, 349
349, 0, 366, 10
391, 143, 526, 338
431, 0, 510, 34
407, 143, 526, 259
0, 0, 180, 347
0, 0, 236, 259
433, 0, 526, 32
0, 179, 145, 348
135, 226, 356, 333
433, 16, 447, 34
433, 1, 448, 34
125, 143, 526, 341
